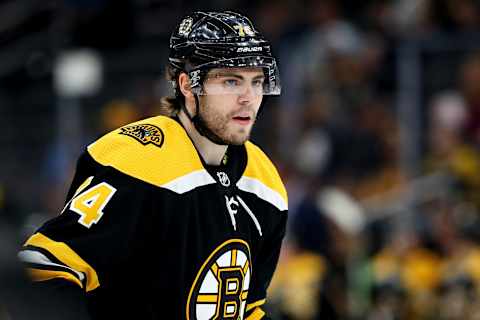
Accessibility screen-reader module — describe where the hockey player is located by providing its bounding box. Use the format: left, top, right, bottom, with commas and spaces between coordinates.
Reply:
19, 11, 287, 320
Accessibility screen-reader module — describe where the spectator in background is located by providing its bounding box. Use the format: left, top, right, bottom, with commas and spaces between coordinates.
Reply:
426, 0, 480, 32
368, 224, 442, 320
268, 123, 368, 319
269, 179, 366, 319
460, 53, 480, 145
277, 0, 387, 166
425, 90, 480, 209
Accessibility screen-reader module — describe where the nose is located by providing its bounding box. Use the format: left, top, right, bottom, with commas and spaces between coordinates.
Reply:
238, 84, 257, 104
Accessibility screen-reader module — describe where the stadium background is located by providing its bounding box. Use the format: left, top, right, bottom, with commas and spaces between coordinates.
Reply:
3, 0, 480, 319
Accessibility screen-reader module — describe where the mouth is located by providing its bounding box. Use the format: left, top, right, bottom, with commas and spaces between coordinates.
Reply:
232, 115, 252, 125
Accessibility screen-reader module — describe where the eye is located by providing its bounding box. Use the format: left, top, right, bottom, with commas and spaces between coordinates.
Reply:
252, 79, 264, 87
224, 79, 240, 87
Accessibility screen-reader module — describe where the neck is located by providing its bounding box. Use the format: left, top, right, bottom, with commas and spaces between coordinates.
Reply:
178, 110, 228, 166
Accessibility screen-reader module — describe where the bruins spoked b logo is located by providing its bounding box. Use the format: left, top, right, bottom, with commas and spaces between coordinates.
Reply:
187, 240, 252, 320
119, 124, 164, 147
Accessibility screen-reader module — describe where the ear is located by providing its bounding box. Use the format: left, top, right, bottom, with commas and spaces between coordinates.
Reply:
178, 73, 194, 99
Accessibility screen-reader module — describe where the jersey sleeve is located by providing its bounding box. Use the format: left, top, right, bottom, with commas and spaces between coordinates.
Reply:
244, 212, 288, 319
19, 151, 151, 293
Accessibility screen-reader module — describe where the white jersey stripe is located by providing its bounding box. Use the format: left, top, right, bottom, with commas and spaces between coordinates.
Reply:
236, 177, 288, 211
18, 250, 85, 281
161, 169, 216, 194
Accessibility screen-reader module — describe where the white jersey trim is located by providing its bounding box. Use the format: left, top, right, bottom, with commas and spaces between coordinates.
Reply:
236, 176, 288, 212
161, 169, 216, 193
18, 250, 85, 281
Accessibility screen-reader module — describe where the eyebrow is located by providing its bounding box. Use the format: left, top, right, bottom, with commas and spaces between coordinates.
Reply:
210, 72, 265, 80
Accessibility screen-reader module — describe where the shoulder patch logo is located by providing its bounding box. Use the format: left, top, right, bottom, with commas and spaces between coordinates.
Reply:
119, 124, 164, 147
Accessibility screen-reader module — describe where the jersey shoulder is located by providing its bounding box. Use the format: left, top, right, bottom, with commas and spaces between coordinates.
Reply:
240, 141, 288, 211
87, 116, 212, 191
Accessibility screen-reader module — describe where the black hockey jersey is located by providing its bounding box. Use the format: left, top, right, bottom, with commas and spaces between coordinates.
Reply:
20, 115, 288, 320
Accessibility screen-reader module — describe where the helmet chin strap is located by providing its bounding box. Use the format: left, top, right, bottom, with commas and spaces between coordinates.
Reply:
181, 94, 228, 146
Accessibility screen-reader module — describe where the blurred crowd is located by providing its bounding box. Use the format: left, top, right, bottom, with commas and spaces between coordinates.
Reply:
260, 0, 480, 319
4, 0, 480, 319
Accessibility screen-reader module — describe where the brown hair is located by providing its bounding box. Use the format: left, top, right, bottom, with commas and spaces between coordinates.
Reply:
159, 96, 182, 117
159, 65, 186, 117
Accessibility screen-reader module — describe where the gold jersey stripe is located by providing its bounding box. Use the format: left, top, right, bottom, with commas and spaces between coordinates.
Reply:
241, 291, 249, 300
24, 233, 99, 292
245, 307, 265, 320
197, 294, 218, 303
231, 249, 237, 266
211, 262, 219, 277
88, 116, 206, 189
242, 142, 288, 209
243, 260, 250, 275
27, 268, 83, 288
246, 299, 266, 312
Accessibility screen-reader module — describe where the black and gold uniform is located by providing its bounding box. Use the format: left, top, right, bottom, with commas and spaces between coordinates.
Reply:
20, 115, 288, 320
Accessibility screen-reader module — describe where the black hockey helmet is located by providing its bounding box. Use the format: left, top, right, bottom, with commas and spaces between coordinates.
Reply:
168, 11, 281, 96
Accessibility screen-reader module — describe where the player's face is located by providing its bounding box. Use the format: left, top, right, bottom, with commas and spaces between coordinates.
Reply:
198, 68, 264, 145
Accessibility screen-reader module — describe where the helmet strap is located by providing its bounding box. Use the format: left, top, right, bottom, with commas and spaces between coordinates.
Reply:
181, 93, 227, 146
179, 93, 197, 122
